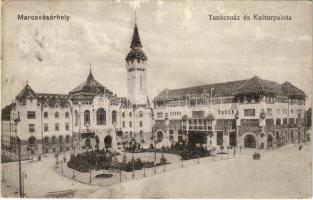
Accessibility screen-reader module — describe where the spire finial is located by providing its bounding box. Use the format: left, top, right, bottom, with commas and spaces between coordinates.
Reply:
135, 9, 137, 25
89, 63, 92, 74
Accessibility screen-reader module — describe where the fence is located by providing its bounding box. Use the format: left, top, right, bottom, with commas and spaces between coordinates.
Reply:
56, 151, 240, 187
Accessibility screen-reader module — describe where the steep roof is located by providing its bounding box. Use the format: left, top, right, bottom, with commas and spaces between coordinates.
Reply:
282, 81, 306, 98
69, 70, 113, 97
1, 103, 15, 121
37, 93, 69, 107
154, 75, 306, 102
155, 79, 246, 101
16, 84, 37, 102
235, 76, 284, 96
126, 24, 147, 63
130, 24, 142, 49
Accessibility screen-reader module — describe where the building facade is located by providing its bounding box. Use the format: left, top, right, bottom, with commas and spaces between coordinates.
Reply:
1, 23, 153, 157
153, 76, 308, 150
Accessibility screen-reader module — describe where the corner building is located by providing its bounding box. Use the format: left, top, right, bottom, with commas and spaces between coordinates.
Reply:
153, 76, 308, 149
1, 23, 153, 157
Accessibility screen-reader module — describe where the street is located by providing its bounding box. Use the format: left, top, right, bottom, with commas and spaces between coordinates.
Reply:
1, 144, 311, 198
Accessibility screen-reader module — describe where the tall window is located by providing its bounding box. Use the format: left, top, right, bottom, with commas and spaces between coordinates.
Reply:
44, 124, 49, 132
129, 121, 132, 128
52, 136, 56, 144
129, 112, 132, 117
65, 112, 69, 118
96, 108, 106, 125
44, 137, 49, 144
66, 135, 70, 143
140, 75, 143, 90
139, 121, 143, 127
75, 110, 78, 126
55, 123, 59, 131
84, 110, 90, 125
55, 112, 59, 118
29, 124, 35, 133
65, 123, 69, 131
139, 111, 143, 117
112, 111, 117, 125
43, 112, 48, 118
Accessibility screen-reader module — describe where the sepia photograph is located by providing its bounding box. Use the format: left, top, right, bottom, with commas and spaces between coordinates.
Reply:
1, 0, 312, 198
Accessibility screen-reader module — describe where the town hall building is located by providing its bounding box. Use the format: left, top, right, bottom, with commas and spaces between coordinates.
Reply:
1, 22, 153, 157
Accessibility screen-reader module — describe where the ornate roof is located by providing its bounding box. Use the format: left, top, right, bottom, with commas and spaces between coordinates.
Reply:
1, 103, 15, 120
155, 80, 246, 101
130, 24, 142, 49
37, 93, 69, 107
282, 81, 306, 98
126, 24, 147, 63
69, 70, 113, 97
154, 75, 306, 102
235, 76, 284, 96
110, 96, 132, 108
16, 84, 37, 102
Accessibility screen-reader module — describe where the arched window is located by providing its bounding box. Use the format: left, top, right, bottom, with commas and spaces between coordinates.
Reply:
65, 111, 69, 118
96, 108, 106, 125
139, 111, 143, 117
84, 110, 90, 125
112, 110, 117, 125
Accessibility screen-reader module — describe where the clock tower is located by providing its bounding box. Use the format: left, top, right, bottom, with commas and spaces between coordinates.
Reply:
125, 23, 148, 105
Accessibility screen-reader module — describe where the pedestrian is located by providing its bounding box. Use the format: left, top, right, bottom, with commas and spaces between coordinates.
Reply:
298, 145, 302, 151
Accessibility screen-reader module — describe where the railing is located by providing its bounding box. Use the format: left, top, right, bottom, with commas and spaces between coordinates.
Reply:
56, 152, 239, 187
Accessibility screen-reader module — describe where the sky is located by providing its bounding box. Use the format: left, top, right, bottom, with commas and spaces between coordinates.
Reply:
2, 0, 312, 108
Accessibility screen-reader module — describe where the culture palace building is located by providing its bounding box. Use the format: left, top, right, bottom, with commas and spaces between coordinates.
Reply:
1, 22, 153, 157
152, 76, 308, 150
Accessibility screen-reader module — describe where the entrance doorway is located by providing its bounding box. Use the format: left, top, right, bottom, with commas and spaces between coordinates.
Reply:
244, 134, 256, 148
104, 135, 112, 149
267, 134, 273, 148
229, 131, 236, 147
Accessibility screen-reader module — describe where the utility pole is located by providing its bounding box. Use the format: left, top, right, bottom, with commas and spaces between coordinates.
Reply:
18, 137, 23, 198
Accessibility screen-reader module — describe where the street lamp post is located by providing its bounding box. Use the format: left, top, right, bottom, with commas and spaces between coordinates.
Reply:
17, 136, 23, 198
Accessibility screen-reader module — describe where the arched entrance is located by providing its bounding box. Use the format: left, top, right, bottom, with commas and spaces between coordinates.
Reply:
85, 138, 91, 148
104, 135, 112, 149
267, 134, 273, 148
244, 134, 256, 148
